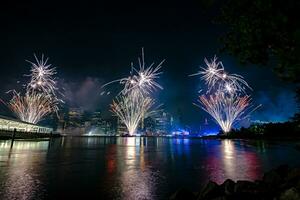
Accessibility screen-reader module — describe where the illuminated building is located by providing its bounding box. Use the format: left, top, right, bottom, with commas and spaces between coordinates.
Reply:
91, 111, 102, 126
86, 113, 117, 136
155, 112, 173, 135
57, 112, 66, 132
0, 115, 53, 133
117, 118, 127, 135
68, 107, 84, 127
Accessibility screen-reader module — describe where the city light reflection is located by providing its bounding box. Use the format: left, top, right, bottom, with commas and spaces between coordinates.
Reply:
0, 137, 295, 199
205, 140, 263, 184
0, 140, 48, 199
120, 137, 156, 200
104, 137, 157, 199
222, 140, 235, 178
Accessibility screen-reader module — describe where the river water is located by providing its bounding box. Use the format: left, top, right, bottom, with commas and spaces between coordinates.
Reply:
0, 137, 300, 200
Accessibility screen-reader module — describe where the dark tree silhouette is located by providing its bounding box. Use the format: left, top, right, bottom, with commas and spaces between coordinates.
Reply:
216, 0, 300, 122
217, 0, 300, 82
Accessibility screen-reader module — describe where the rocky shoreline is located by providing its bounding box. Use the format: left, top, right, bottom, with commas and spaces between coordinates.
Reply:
170, 165, 300, 200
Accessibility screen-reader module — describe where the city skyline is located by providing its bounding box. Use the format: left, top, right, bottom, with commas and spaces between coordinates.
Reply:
0, 2, 299, 200
0, 2, 297, 129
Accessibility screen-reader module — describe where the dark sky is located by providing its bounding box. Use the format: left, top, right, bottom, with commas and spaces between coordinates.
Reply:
0, 1, 297, 128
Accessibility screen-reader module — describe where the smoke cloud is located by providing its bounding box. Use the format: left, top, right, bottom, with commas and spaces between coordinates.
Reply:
60, 77, 112, 113
252, 89, 297, 122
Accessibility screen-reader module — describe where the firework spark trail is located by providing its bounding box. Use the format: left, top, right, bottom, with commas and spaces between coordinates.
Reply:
26, 54, 63, 109
107, 49, 164, 135
198, 93, 250, 133
190, 56, 251, 94
7, 90, 57, 124
26, 54, 58, 96
221, 73, 251, 94
110, 90, 157, 135
4, 54, 62, 124
192, 56, 258, 133
190, 57, 224, 91
103, 48, 164, 96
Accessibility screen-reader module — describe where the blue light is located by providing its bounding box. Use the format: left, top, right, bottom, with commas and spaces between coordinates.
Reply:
172, 128, 190, 136
198, 129, 219, 136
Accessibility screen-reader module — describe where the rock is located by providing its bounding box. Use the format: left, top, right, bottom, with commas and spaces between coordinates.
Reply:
296, 179, 300, 191
280, 168, 300, 192
234, 180, 258, 194
197, 181, 221, 200
276, 165, 290, 179
220, 179, 235, 195
287, 168, 300, 183
279, 187, 300, 200
170, 188, 196, 200
211, 196, 227, 200
254, 180, 270, 195
170, 167, 300, 200
263, 169, 282, 188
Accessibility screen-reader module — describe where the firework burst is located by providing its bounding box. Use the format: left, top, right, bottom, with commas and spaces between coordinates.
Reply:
26, 54, 58, 95
110, 90, 157, 135
3, 54, 62, 124
107, 49, 164, 135
197, 93, 251, 133
191, 56, 251, 94
192, 56, 258, 134
7, 90, 58, 124
103, 48, 164, 96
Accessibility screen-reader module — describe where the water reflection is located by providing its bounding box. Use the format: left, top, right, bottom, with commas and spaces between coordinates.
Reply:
0, 137, 299, 200
205, 139, 263, 184
0, 140, 49, 200
0, 140, 49, 150
222, 140, 236, 178
105, 137, 158, 200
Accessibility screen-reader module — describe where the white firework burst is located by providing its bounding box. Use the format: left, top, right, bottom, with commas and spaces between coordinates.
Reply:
197, 93, 251, 133
103, 48, 163, 96
7, 90, 58, 124
2, 54, 63, 124
27, 54, 58, 95
110, 90, 157, 135
192, 56, 258, 134
191, 56, 251, 94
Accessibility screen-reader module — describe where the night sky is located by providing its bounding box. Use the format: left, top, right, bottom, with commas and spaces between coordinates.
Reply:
0, 1, 297, 128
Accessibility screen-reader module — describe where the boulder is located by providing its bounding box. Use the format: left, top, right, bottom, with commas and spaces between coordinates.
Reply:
253, 180, 271, 198
170, 166, 300, 200
220, 179, 235, 195
234, 180, 258, 194
170, 188, 196, 200
287, 168, 300, 183
279, 187, 300, 200
275, 165, 290, 179
296, 179, 300, 191
210, 196, 227, 200
197, 181, 221, 200
263, 169, 282, 188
